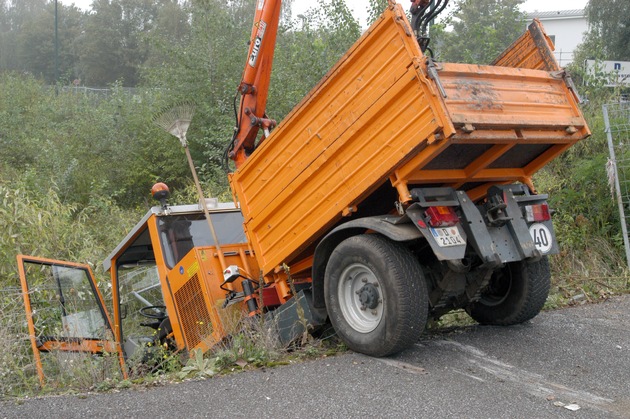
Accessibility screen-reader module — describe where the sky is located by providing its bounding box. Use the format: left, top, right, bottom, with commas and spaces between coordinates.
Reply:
60, 0, 590, 23
309, 0, 589, 27
337, 0, 589, 27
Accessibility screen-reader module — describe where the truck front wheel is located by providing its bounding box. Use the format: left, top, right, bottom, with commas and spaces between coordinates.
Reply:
324, 234, 428, 357
466, 257, 551, 325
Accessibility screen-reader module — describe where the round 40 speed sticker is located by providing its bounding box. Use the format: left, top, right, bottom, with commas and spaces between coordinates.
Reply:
529, 223, 552, 254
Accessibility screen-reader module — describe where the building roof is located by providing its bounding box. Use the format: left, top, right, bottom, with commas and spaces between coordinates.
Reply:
526, 9, 585, 19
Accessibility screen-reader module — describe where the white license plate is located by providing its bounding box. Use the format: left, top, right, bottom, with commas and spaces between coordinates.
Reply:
430, 226, 465, 247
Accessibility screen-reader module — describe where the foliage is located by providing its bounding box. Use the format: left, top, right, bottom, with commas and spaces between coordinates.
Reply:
0, 181, 133, 277
0, 0, 364, 396
430, 0, 525, 64
0, 0, 178, 86
77, 0, 148, 86
0, 287, 39, 397
142, 0, 361, 175
178, 348, 216, 379
583, 0, 630, 61
1, 0, 629, 399
533, 85, 630, 303
268, 0, 361, 118
0, 73, 204, 208
141, 0, 253, 180
0, 76, 150, 396
368, 0, 389, 26
14, 2, 85, 84
179, 317, 340, 380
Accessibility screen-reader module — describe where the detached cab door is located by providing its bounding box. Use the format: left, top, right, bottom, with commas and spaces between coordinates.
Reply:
16, 255, 126, 385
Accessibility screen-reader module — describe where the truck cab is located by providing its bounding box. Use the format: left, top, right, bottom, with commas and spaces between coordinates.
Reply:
103, 199, 257, 362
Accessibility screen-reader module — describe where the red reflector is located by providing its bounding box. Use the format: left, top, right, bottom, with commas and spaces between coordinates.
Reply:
525, 203, 550, 222
425, 206, 458, 227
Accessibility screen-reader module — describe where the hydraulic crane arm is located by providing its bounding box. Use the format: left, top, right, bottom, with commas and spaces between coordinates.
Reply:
410, 0, 448, 53
227, 0, 447, 169
228, 0, 282, 169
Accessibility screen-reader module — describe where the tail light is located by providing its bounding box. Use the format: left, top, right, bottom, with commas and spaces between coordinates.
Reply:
524, 203, 550, 222
425, 206, 459, 227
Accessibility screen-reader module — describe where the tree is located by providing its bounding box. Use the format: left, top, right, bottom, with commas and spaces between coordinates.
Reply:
270, 0, 361, 117
0, 0, 48, 72
78, 0, 159, 86
0, 0, 85, 83
142, 0, 361, 183
368, 0, 389, 25
0, 0, 15, 70
143, 0, 190, 69
430, 0, 525, 64
17, 3, 85, 83
583, 0, 630, 61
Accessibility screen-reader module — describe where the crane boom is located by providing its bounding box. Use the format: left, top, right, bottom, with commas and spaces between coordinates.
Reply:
229, 0, 282, 169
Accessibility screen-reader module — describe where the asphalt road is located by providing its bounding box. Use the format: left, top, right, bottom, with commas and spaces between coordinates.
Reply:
2, 295, 630, 418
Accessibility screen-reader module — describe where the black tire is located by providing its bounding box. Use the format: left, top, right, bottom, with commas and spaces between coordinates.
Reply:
324, 234, 428, 357
466, 256, 551, 325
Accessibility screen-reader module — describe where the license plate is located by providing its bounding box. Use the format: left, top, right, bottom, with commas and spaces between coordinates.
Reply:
430, 226, 465, 247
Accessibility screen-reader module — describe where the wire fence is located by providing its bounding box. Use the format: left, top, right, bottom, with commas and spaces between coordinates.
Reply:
0, 287, 37, 397
604, 99, 630, 269
41, 85, 148, 103
0, 285, 124, 398
59, 86, 140, 96
554, 50, 574, 68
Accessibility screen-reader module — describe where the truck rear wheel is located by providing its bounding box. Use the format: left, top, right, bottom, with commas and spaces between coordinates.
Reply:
466, 257, 551, 325
324, 234, 428, 357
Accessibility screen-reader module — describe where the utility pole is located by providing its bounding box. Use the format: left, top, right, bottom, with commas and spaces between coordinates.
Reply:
54, 0, 59, 94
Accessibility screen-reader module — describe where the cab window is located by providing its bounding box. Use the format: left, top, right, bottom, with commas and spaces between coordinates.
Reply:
157, 212, 246, 268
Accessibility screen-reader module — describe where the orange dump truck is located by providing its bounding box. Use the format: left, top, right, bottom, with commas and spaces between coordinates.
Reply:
17, 2, 590, 381
227, 4, 589, 356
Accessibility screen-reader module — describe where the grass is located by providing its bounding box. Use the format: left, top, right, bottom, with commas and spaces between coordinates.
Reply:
0, 287, 42, 398
176, 315, 344, 381
0, 292, 126, 398
2, 250, 629, 400
0, 294, 345, 401
547, 237, 630, 308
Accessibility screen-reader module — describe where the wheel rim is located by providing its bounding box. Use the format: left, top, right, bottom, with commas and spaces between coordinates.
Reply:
479, 266, 513, 307
337, 263, 384, 333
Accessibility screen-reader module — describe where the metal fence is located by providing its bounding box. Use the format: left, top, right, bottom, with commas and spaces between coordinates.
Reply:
59, 86, 139, 96
42, 85, 144, 100
604, 100, 630, 268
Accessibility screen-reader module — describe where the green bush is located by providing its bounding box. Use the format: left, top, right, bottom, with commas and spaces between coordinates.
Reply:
534, 88, 630, 300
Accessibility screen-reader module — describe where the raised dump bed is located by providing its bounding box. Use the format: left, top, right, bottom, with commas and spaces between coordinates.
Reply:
229, 3, 589, 276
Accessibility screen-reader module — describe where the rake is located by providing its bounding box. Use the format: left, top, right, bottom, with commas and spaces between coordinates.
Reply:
153, 103, 195, 147
153, 103, 227, 269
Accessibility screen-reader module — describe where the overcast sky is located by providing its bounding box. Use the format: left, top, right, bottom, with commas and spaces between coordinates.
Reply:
60, 0, 589, 23
301, 0, 589, 27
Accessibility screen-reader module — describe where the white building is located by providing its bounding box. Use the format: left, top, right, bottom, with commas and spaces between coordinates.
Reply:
525, 9, 587, 67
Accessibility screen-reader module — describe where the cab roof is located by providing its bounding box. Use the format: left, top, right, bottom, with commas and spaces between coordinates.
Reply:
102, 200, 239, 272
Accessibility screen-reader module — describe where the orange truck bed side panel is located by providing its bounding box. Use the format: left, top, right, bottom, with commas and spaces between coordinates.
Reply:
230, 5, 589, 276
439, 63, 587, 131
492, 19, 559, 71
394, 21, 589, 201
230, 5, 454, 275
